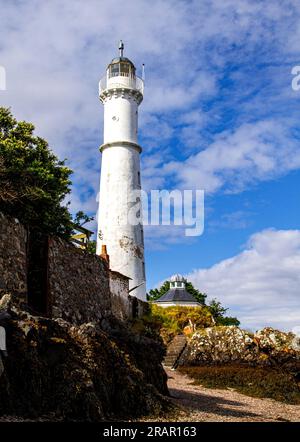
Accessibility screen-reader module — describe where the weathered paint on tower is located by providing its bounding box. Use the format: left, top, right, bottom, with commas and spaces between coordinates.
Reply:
96, 42, 146, 300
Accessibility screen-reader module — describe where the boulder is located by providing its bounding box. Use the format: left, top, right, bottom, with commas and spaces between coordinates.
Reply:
0, 294, 169, 421
182, 326, 258, 365
180, 326, 300, 369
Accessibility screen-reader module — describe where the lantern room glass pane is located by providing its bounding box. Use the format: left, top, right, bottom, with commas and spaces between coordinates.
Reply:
120, 62, 130, 75
109, 64, 120, 77
108, 61, 136, 78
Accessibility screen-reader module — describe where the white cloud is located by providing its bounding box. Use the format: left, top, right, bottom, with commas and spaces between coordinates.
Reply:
185, 229, 300, 331
157, 119, 300, 194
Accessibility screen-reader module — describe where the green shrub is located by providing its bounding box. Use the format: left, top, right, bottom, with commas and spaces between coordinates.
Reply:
132, 304, 214, 345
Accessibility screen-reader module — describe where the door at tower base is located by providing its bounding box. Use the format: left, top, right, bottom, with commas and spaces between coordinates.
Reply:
96, 43, 146, 301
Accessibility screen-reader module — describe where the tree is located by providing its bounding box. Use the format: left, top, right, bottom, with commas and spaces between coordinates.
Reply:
147, 281, 170, 301
0, 107, 73, 238
208, 299, 228, 319
185, 281, 206, 305
208, 299, 240, 326
73, 210, 94, 227
217, 316, 240, 326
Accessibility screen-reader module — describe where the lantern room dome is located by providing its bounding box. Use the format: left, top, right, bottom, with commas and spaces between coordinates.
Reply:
170, 274, 185, 282
109, 56, 135, 67
107, 56, 136, 79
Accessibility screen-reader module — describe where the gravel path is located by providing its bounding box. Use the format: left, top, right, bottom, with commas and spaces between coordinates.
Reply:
159, 368, 300, 422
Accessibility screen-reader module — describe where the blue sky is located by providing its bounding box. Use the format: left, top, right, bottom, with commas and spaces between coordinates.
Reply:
0, 0, 300, 331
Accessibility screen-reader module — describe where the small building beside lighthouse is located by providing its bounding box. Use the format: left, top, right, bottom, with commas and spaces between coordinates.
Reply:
96, 42, 146, 300
154, 275, 201, 308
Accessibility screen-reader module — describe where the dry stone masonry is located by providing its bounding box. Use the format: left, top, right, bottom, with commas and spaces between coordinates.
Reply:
48, 237, 112, 324
0, 212, 28, 300
0, 212, 147, 325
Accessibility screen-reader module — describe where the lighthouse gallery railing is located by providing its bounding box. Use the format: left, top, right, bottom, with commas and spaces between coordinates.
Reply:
99, 75, 144, 95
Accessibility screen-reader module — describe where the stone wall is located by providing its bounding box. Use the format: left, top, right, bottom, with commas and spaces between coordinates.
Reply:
0, 212, 28, 300
48, 237, 112, 325
0, 212, 147, 325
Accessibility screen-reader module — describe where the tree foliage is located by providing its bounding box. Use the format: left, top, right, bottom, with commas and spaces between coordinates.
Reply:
217, 316, 241, 326
209, 299, 240, 326
185, 281, 206, 305
73, 210, 94, 228
0, 107, 73, 238
208, 299, 228, 319
147, 281, 170, 301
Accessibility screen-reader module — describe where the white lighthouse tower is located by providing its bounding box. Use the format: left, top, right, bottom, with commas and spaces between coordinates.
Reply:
96, 41, 146, 300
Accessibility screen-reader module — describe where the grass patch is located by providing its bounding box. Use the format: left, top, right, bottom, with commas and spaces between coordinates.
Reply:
179, 365, 300, 404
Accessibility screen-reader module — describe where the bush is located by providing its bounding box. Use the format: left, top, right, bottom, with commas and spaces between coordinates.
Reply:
134, 304, 214, 345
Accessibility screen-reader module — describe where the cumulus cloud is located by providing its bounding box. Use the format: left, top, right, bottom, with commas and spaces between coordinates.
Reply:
185, 229, 300, 331
171, 119, 300, 193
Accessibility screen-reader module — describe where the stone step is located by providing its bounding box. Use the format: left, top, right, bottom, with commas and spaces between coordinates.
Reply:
164, 357, 176, 363
168, 346, 185, 351
164, 334, 187, 368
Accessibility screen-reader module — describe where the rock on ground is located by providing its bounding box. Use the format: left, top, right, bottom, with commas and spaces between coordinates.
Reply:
181, 325, 300, 369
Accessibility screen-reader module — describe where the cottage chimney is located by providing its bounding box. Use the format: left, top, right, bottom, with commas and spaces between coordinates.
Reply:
100, 244, 110, 268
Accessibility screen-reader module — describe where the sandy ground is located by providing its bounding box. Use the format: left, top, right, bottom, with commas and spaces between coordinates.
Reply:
152, 367, 300, 422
